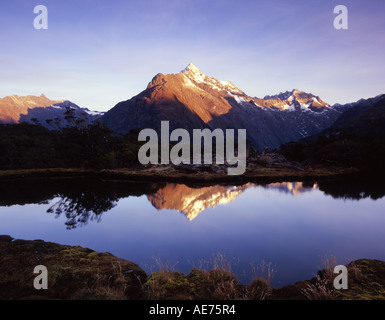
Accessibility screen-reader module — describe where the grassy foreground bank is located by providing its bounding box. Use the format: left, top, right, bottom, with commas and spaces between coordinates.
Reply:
1, 236, 384, 300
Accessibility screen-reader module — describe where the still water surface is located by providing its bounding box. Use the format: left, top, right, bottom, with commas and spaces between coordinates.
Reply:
0, 178, 384, 287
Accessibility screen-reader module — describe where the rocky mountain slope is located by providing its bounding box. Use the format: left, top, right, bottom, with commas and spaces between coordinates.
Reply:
280, 94, 385, 172
0, 94, 103, 129
101, 64, 343, 150
0, 94, 63, 123
326, 94, 385, 135
297, 94, 385, 144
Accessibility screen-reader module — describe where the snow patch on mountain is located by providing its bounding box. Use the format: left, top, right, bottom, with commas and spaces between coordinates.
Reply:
180, 64, 244, 96
227, 91, 247, 104
181, 63, 206, 83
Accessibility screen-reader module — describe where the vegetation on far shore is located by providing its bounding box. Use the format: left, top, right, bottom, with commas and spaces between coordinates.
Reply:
0, 122, 379, 183
1, 236, 385, 300
0, 123, 142, 171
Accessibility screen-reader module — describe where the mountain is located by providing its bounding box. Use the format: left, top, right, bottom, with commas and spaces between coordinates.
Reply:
0, 94, 63, 123
327, 94, 385, 135
0, 94, 104, 129
101, 64, 342, 150
281, 94, 385, 171
261, 89, 329, 111
299, 94, 385, 142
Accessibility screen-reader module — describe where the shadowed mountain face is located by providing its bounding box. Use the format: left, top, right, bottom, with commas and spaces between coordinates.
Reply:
281, 94, 385, 171
101, 64, 342, 150
291, 94, 385, 143
0, 94, 104, 129
325, 94, 385, 135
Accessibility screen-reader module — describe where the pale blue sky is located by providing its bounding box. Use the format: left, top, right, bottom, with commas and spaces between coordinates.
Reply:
0, 0, 384, 111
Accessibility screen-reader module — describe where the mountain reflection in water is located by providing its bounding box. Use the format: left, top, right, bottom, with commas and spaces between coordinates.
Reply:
147, 182, 319, 220
147, 184, 252, 221
0, 177, 384, 229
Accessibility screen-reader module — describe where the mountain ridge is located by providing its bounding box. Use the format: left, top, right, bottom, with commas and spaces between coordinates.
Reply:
101, 64, 344, 150
1, 64, 383, 152
0, 94, 104, 129
0, 94, 65, 123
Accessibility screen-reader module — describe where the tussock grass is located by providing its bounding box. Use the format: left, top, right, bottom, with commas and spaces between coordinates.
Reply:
143, 253, 276, 300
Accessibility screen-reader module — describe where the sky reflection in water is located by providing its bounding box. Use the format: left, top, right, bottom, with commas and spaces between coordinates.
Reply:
0, 179, 384, 287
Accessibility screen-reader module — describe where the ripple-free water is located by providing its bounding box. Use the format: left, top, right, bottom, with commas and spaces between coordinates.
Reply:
1, 178, 384, 287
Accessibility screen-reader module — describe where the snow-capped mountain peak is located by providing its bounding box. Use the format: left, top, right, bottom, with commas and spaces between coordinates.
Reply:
180, 63, 244, 95
101, 64, 349, 150
181, 63, 201, 74
264, 89, 300, 100
180, 63, 207, 84
261, 89, 329, 110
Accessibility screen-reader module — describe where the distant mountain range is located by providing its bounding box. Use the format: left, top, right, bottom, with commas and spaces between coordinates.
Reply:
0, 94, 104, 130
323, 94, 385, 135
1, 64, 383, 150
280, 93, 385, 171
298, 93, 385, 145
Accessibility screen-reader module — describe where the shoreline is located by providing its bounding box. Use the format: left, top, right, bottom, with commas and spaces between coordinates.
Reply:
0, 166, 361, 184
